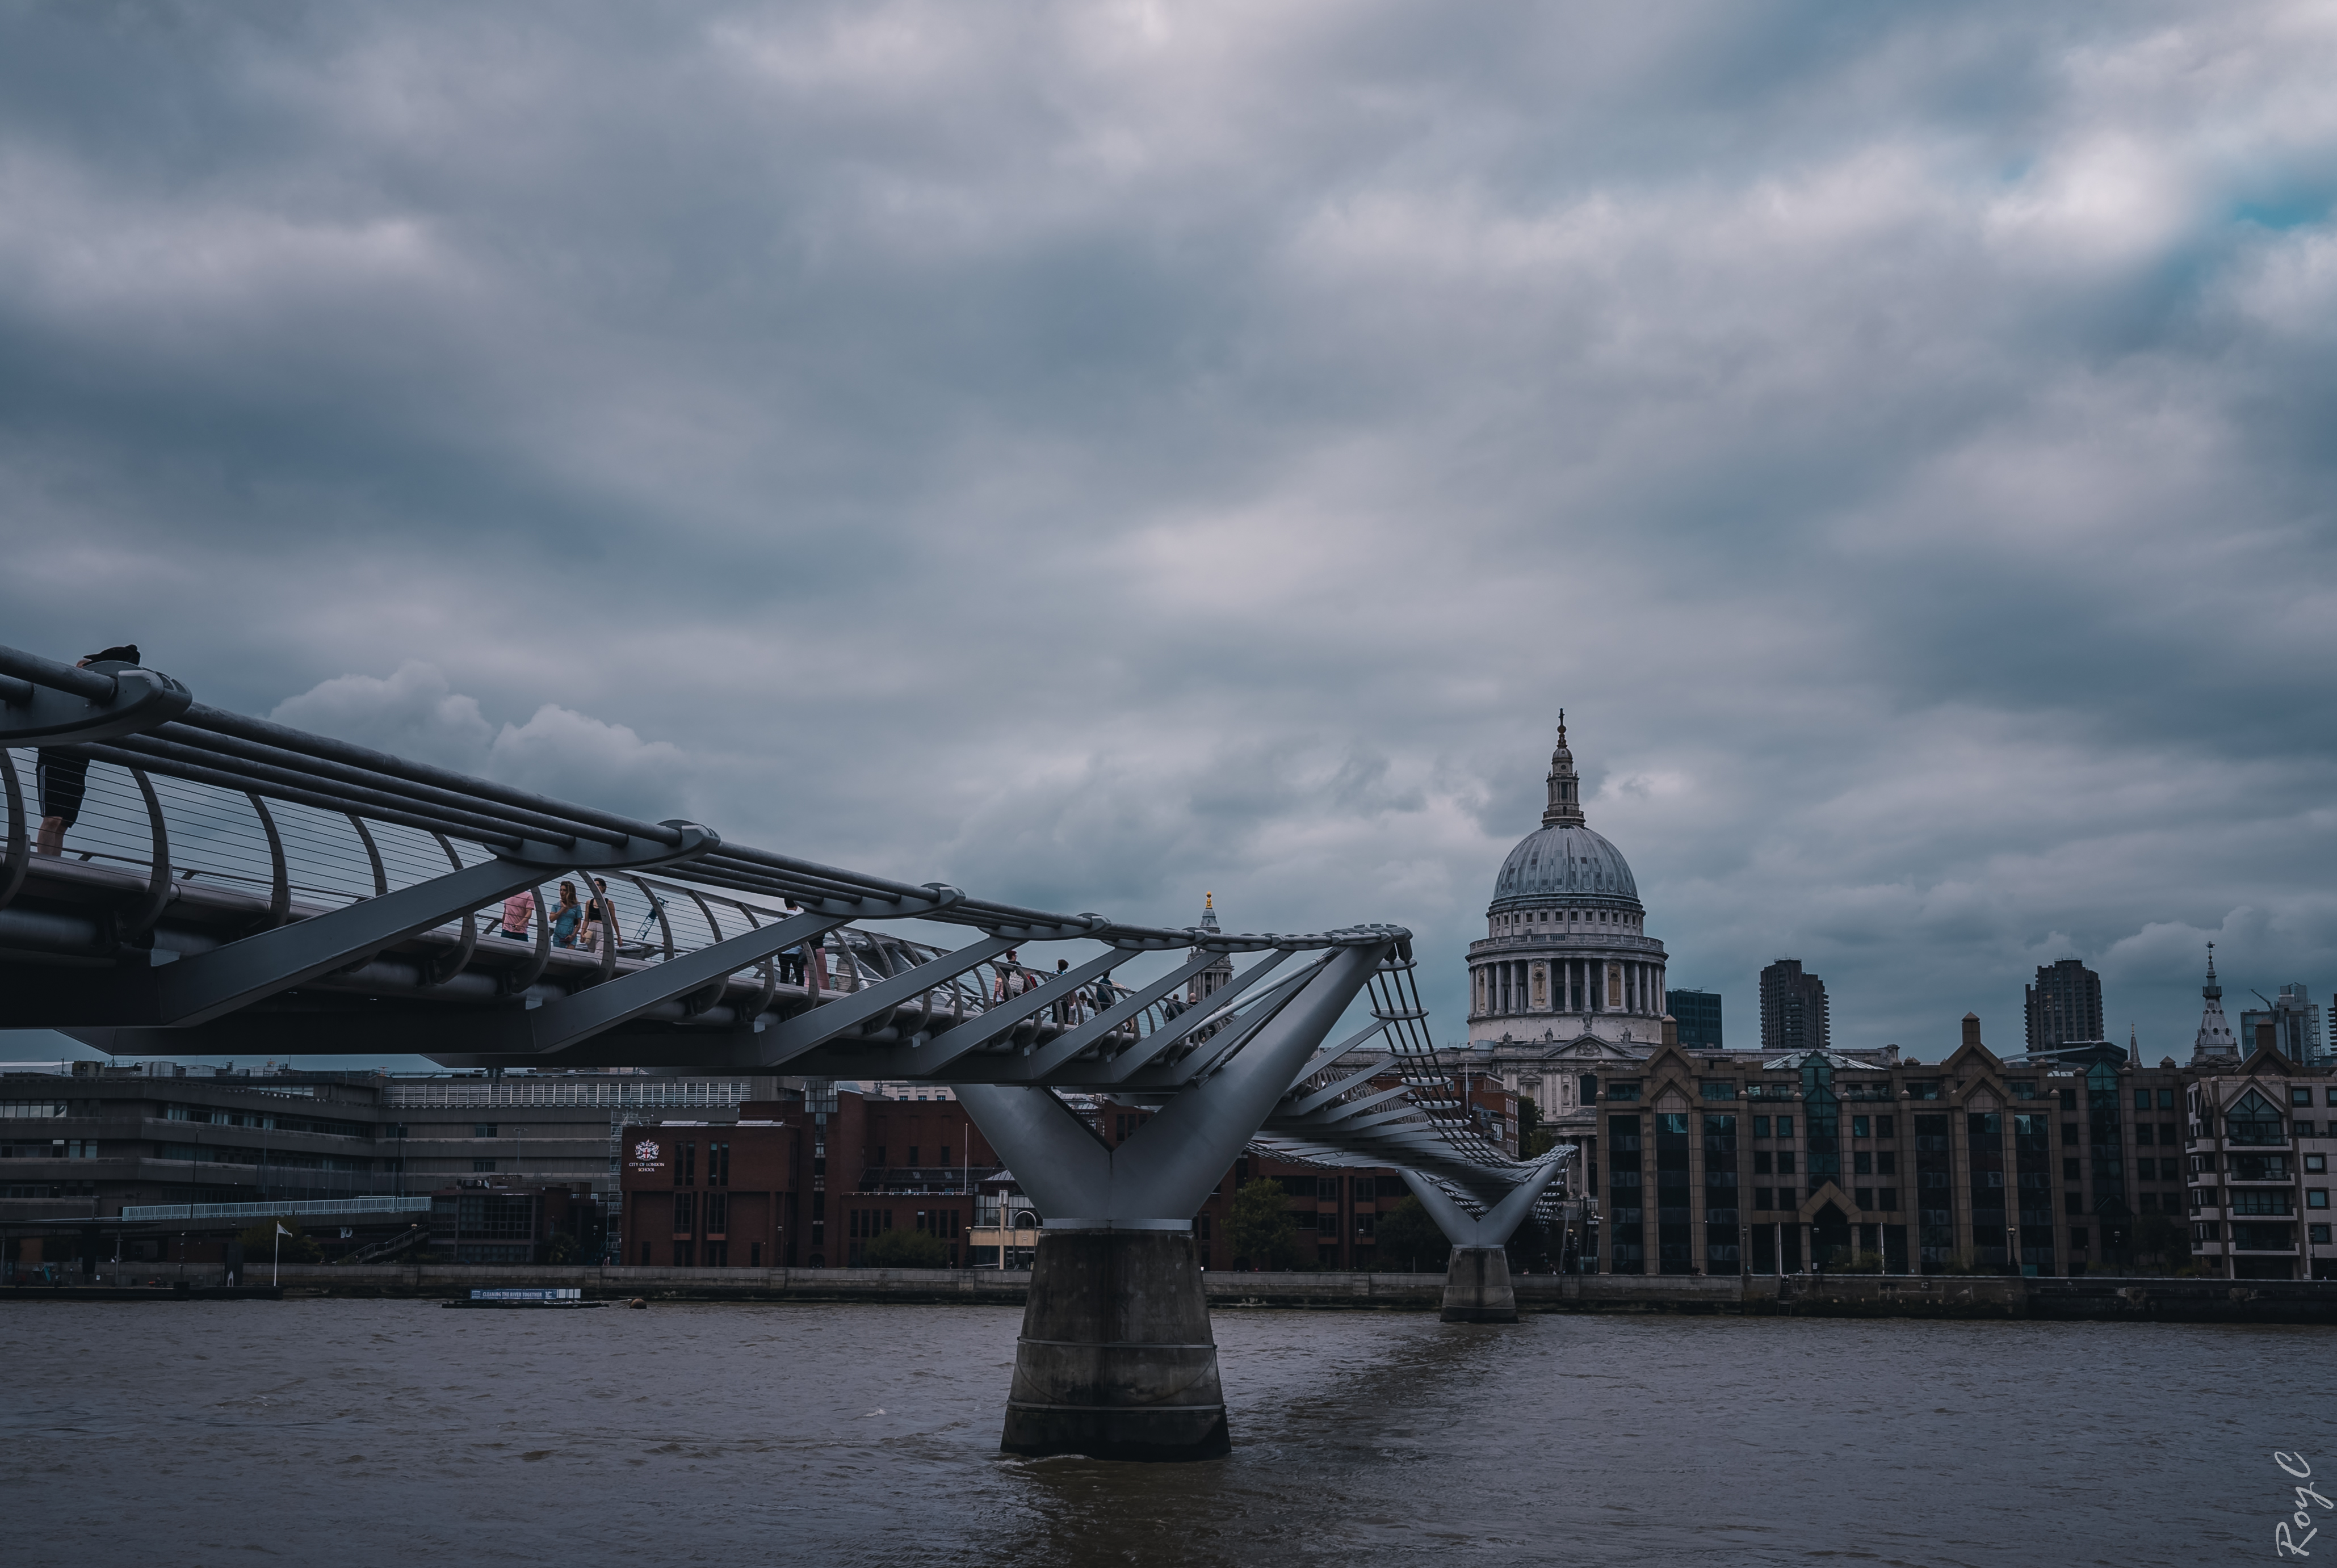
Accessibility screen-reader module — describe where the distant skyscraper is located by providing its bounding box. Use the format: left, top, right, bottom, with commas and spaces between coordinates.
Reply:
1758, 959, 1830, 1055
1666, 988, 1722, 1048
2238, 982, 2323, 1065
2191, 945, 2238, 1064
2024, 958, 2104, 1052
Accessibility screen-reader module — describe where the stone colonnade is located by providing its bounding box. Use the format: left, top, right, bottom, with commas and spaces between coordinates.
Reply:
1473, 955, 1668, 1019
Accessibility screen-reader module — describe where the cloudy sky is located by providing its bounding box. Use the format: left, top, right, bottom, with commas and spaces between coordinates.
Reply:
4, 0, 2334, 1067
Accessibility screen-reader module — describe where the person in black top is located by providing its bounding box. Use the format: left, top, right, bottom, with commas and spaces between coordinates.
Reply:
578, 877, 615, 955
35, 644, 140, 856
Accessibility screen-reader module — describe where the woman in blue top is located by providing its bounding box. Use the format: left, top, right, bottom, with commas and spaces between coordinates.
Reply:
551, 881, 583, 947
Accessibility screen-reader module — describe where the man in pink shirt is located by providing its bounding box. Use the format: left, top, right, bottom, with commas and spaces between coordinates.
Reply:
498, 889, 535, 940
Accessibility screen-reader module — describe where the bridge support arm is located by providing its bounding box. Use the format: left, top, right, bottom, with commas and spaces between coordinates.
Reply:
955, 937, 1391, 1464
1401, 1159, 1567, 1325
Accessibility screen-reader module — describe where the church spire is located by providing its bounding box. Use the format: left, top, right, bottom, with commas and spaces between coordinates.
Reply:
2192, 942, 2237, 1062
1200, 892, 1220, 933
1541, 711, 1586, 827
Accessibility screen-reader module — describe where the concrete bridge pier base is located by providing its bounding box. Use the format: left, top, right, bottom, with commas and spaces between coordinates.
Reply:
1441, 1245, 1518, 1323
1001, 1227, 1229, 1461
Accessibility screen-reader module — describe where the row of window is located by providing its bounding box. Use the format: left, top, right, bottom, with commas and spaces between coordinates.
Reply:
162, 1105, 371, 1137
867, 1146, 954, 1167
673, 1192, 733, 1236
1616, 1112, 2225, 1154
1491, 909, 1642, 931
157, 1144, 374, 1171
2193, 1189, 2333, 1214
668, 1141, 732, 1187
2192, 1221, 2332, 1250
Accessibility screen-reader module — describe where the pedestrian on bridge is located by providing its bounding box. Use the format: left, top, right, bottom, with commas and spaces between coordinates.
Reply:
498, 887, 535, 941
33, 645, 139, 857
778, 901, 806, 985
579, 878, 615, 954
551, 882, 582, 947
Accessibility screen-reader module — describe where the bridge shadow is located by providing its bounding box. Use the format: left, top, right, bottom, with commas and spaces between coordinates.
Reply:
967, 1309, 1556, 1567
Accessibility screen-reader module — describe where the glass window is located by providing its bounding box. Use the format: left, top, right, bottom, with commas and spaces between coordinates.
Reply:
2309, 1154, 2328, 1174
1776, 1152, 1797, 1175
2009, 1081, 2037, 1100
2310, 1224, 2332, 1245
2159, 1089, 2175, 1109
1606, 1081, 1641, 1103
1877, 1116, 1895, 1138
2293, 1089, 2315, 1108
1753, 1117, 1770, 1137
1754, 1151, 1772, 1174
2327, 1089, 2337, 1107
1701, 1081, 1737, 1100
1852, 1116, 1870, 1138
1777, 1117, 1794, 1138
2309, 1190, 2330, 1210
2134, 1090, 2151, 1111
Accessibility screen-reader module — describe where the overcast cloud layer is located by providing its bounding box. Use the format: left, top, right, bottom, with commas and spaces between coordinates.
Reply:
4, 0, 2335, 1066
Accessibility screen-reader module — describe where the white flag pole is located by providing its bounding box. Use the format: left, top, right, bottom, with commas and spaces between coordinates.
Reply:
273, 1222, 290, 1287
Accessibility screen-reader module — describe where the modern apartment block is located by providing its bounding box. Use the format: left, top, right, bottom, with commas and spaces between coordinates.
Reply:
1665, 988, 1723, 1048
1759, 959, 1830, 1055
2025, 958, 2105, 1052
2184, 1039, 2337, 1280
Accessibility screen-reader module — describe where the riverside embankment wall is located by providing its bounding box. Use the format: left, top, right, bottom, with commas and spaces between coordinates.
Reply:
215, 1265, 2337, 1323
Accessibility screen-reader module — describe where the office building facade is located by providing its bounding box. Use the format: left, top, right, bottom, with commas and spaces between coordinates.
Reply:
1666, 989, 1723, 1048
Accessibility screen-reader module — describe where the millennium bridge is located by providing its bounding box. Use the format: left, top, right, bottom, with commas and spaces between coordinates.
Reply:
0, 642, 1566, 1460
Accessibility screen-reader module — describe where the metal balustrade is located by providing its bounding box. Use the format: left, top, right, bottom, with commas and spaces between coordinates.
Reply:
0, 641, 1566, 1211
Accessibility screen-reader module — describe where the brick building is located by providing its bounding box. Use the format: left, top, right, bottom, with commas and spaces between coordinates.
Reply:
617, 1074, 1517, 1272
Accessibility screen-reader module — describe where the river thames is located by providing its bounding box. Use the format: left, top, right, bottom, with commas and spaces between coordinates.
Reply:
1, 1301, 2324, 1566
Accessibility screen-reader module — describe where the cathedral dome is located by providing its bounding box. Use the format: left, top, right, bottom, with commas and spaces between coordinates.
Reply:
1492, 824, 1639, 905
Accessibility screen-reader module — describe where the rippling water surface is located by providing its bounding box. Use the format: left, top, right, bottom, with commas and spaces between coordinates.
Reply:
2, 1300, 2326, 1566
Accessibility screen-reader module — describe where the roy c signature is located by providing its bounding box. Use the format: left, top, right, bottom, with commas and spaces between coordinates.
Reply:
2276, 1452, 2334, 1558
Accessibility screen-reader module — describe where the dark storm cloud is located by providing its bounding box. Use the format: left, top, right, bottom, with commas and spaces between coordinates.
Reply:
3, 0, 2335, 1066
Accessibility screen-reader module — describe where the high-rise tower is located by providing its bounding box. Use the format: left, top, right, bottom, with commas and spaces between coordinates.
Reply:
1759, 959, 1831, 1056
2025, 958, 2104, 1052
